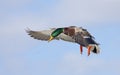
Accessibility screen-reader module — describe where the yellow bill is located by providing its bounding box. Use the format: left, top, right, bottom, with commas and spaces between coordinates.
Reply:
48, 36, 54, 42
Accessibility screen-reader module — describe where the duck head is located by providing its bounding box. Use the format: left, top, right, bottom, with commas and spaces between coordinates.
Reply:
48, 28, 64, 42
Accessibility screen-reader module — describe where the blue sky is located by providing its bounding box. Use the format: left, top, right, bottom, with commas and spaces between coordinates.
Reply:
0, 0, 120, 75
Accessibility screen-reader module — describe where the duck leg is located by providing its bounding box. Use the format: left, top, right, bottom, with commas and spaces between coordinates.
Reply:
80, 45, 83, 54
87, 46, 92, 56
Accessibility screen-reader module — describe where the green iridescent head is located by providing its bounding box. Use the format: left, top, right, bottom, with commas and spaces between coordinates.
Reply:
48, 28, 64, 42
51, 28, 64, 37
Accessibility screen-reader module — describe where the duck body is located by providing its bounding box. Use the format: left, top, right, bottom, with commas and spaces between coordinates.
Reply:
26, 26, 100, 56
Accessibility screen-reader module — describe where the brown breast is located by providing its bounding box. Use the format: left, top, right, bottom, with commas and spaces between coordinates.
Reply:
64, 28, 75, 36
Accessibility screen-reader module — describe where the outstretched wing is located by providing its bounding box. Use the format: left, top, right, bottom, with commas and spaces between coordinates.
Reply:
26, 28, 75, 43
26, 28, 58, 41
58, 33, 75, 43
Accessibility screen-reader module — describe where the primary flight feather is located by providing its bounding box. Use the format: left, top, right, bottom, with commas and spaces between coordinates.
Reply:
26, 26, 100, 56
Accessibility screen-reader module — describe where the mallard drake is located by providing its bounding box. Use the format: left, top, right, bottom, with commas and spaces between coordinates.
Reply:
26, 26, 100, 56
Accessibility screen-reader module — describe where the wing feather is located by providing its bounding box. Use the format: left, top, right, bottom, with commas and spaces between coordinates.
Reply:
26, 28, 59, 41
58, 33, 75, 43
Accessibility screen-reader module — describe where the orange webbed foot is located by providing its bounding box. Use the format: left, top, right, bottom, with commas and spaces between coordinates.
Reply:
87, 46, 92, 56
80, 45, 83, 54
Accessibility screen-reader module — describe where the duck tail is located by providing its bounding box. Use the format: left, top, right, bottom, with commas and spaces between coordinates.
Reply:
89, 44, 100, 54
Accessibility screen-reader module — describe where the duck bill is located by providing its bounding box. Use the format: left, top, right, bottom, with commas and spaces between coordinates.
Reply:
48, 36, 54, 42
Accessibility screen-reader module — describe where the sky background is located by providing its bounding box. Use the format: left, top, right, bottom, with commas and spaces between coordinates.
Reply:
0, 0, 120, 75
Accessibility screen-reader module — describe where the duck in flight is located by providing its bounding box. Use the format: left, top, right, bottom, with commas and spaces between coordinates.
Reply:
26, 26, 100, 56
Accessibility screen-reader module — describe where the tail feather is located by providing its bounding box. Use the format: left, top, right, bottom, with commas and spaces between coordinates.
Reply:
89, 44, 100, 54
